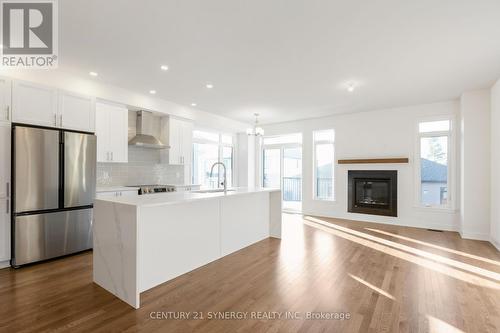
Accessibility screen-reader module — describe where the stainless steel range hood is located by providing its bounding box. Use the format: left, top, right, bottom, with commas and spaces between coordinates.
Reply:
128, 111, 169, 149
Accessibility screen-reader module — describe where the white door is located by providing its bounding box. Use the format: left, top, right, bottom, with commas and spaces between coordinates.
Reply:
107, 105, 128, 163
95, 104, 110, 162
0, 125, 10, 199
0, 77, 11, 124
59, 91, 96, 132
12, 80, 58, 127
0, 198, 9, 263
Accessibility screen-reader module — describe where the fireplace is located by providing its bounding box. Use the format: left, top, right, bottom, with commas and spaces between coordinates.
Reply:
348, 170, 397, 217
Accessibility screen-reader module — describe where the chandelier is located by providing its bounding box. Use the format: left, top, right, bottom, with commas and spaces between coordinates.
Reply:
246, 113, 264, 136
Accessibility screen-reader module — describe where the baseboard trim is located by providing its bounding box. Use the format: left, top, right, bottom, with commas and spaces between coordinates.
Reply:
490, 237, 500, 252
459, 231, 490, 241
0, 260, 10, 269
301, 211, 458, 232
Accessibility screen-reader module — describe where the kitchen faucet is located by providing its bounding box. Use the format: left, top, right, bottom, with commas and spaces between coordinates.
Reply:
210, 162, 227, 193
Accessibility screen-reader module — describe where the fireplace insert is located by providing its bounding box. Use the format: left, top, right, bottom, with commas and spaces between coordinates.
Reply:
348, 170, 397, 217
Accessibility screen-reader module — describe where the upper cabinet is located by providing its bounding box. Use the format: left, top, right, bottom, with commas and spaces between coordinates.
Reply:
161, 117, 193, 183
0, 77, 12, 124
161, 117, 193, 165
12, 80, 95, 132
95, 102, 128, 163
59, 90, 95, 132
12, 80, 58, 127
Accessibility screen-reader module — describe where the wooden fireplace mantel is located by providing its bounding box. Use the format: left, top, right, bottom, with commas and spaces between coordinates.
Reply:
338, 158, 409, 164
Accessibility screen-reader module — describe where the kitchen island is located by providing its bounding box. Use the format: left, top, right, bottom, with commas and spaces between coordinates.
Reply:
93, 187, 281, 309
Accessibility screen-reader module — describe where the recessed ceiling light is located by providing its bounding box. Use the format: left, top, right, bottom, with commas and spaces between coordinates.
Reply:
149, 90, 156, 95
205, 83, 214, 89
191, 103, 197, 107
160, 65, 169, 71
347, 83, 355, 92
89, 71, 98, 77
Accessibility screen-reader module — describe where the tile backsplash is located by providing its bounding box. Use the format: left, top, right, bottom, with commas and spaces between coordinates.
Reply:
97, 147, 184, 186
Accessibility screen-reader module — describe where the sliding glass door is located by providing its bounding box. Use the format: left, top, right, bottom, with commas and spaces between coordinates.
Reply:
262, 138, 302, 212
263, 148, 281, 189
282, 147, 302, 211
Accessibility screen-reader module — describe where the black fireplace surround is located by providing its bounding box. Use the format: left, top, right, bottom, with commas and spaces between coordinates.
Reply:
348, 170, 397, 217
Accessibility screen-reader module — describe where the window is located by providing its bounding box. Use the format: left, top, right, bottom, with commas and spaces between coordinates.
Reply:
192, 130, 234, 188
417, 119, 452, 208
313, 129, 335, 200
263, 133, 302, 145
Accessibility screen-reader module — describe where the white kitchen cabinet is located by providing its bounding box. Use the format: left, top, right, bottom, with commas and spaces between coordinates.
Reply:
160, 117, 193, 183
0, 125, 10, 267
0, 125, 10, 199
0, 77, 11, 124
59, 90, 95, 132
95, 102, 128, 163
12, 80, 95, 132
12, 80, 58, 127
0, 198, 10, 267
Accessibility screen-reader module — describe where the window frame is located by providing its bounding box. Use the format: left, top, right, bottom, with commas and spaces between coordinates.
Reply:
192, 129, 235, 188
415, 116, 456, 210
313, 129, 335, 201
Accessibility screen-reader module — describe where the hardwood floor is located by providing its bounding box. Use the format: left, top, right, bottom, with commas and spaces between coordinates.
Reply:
1, 213, 500, 332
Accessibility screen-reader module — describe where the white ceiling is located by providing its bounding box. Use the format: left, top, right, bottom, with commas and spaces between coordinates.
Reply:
60, 0, 500, 124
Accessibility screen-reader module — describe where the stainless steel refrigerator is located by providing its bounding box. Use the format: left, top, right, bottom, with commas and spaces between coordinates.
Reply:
11, 125, 96, 267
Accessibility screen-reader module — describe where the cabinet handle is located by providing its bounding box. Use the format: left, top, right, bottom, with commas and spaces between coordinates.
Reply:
59, 114, 63, 126
6, 106, 9, 121
6, 182, 9, 197
54, 114, 57, 126
111, 152, 114, 161
6, 199, 9, 214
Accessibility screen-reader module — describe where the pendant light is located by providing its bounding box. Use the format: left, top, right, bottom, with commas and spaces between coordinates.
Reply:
246, 113, 264, 136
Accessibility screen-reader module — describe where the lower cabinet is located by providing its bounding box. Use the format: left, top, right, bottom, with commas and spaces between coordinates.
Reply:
0, 198, 10, 268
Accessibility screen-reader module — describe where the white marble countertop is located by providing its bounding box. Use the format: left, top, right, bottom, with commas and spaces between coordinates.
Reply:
166, 184, 201, 187
96, 186, 140, 193
95, 187, 280, 207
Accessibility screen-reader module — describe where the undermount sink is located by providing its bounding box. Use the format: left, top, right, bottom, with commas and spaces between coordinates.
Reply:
191, 188, 236, 193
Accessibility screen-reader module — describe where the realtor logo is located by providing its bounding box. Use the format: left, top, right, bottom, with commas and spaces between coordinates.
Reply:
1, 0, 58, 68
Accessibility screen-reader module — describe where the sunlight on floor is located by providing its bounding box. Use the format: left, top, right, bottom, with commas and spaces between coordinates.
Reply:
305, 216, 500, 282
427, 315, 465, 333
301, 216, 500, 290
366, 227, 500, 267
348, 274, 395, 300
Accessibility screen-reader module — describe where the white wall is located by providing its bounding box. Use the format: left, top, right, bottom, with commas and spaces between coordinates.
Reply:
260, 101, 460, 231
0, 68, 249, 133
459, 90, 491, 240
236, 134, 257, 188
491, 79, 500, 249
